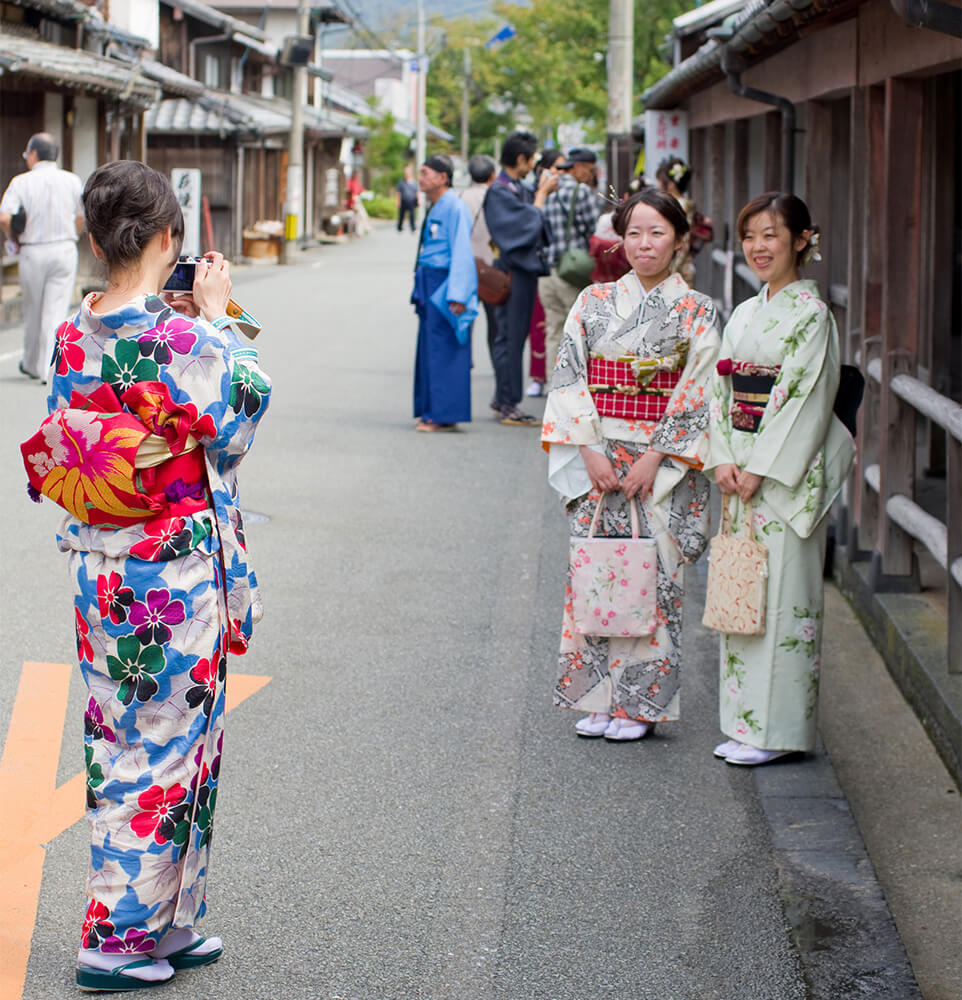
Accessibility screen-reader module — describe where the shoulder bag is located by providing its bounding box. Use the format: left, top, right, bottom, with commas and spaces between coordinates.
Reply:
557, 186, 596, 289
473, 193, 511, 305
702, 495, 768, 636
568, 493, 658, 637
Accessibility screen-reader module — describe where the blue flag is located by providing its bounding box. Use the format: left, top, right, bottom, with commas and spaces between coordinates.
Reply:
485, 24, 516, 49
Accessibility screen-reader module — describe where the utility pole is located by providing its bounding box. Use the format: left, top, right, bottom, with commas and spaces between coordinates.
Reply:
461, 46, 471, 163
415, 0, 427, 224
281, 0, 309, 264
606, 0, 634, 198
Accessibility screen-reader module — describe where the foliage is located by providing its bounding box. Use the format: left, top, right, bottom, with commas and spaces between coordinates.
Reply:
363, 194, 398, 219
422, 0, 690, 156
359, 107, 414, 196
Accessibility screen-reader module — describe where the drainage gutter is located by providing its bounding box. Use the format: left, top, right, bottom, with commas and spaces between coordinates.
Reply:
890, 0, 962, 36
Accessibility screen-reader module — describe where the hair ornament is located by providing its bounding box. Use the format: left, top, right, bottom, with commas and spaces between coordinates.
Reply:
801, 230, 822, 267
669, 161, 688, 183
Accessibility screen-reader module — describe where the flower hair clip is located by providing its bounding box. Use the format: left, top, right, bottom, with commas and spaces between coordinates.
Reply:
669, 161, 687, 183
801, 230, 822, 266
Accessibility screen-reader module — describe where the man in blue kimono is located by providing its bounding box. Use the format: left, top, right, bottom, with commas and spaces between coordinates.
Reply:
483, 131, 556, 426
412, 154, 478, 432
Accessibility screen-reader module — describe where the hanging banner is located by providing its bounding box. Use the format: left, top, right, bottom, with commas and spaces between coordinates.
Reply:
644, 110, 689, 175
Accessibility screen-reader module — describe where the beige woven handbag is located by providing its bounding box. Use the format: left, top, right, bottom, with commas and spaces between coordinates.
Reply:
702, 495, 769, 636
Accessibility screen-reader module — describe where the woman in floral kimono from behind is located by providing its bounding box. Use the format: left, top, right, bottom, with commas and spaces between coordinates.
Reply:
23, 161, 270, 990
542, 188, 721, 741
704, 192, 855, 766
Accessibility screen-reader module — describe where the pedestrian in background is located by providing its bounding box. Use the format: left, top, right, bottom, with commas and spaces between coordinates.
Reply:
412, 154, 478, 432
23, 159, 270, 990
0, 132, 83, 381
526, 148, 564, 399
539, 148, 601, 386
705, 192, 854, 766
542, 188, 720, 741
656, 157, 713, 284
396, 164, 418, 232
459, 154, 500, 378
484, 130, 555, 426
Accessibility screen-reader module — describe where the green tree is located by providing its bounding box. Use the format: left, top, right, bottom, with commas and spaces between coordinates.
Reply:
423, 0, 690, 155
359, 106, 413, 196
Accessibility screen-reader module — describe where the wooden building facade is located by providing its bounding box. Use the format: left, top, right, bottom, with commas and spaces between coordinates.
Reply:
642, 0, 962, 773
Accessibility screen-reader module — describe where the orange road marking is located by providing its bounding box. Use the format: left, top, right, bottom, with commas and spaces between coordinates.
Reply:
0, 662, 271, 1000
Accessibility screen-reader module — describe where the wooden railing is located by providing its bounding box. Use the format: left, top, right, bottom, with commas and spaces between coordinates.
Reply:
863, 358, 962, 673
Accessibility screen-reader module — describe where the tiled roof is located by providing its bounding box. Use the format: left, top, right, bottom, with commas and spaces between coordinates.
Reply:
0, 33, 160, 107
145, 90, 366, 138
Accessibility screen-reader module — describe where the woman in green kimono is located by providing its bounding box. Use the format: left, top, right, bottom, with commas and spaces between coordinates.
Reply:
704, 192, 855, 766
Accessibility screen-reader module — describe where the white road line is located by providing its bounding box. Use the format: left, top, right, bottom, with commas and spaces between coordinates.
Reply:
0, 349, 22, 363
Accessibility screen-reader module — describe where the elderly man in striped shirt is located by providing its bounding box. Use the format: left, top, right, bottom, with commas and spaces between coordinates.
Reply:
0, 133, 84, 381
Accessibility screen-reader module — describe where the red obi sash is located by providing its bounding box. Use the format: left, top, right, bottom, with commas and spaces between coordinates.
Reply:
21, 382, 211, 528
587, 357, 680, 423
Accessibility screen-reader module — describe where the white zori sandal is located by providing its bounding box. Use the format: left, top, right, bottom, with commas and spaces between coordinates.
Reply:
574, 713, 611, 737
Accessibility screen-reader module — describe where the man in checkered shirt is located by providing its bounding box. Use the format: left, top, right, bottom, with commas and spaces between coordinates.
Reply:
539, 148, 601, 386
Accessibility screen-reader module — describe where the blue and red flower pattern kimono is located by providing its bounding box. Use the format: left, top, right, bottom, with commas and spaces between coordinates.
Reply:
43, 293, 270, 953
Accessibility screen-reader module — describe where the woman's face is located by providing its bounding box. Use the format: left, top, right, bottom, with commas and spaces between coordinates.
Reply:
622, 202, 681, 288
741, 210, 807, 291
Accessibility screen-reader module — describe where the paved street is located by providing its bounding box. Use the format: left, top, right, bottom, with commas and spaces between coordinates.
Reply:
0, 223, 934, 999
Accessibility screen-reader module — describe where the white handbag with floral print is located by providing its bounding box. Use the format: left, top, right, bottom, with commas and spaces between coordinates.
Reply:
568, 493, 658, 638
702, 495, 768, 635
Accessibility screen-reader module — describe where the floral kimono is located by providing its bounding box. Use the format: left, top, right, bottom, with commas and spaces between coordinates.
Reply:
34, 294, 270, 953
542, 272, 720, 723
704, 280, 855, 751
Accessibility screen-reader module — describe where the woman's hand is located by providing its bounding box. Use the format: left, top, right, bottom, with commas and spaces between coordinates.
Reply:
164, 293, 200, 318
448, 301, 466, 316
735, 470, 764, 502
714, 463, 741, 495
580, 446, 620, 493
192, 252, 232, 322
622, 448, 663, 500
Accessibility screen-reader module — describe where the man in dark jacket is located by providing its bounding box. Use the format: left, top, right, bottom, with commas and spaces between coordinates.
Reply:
483, 130, 556, 426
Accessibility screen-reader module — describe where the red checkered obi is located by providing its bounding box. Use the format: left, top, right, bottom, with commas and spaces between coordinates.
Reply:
587, 356, 681, 423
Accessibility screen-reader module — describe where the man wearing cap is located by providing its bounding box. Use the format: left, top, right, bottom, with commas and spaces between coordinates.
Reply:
539, 148, 601, 383
0, 132, 84, 381
410, 154, 478, 432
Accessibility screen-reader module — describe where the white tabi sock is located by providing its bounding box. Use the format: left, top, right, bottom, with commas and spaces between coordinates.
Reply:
76, 950, 174, 981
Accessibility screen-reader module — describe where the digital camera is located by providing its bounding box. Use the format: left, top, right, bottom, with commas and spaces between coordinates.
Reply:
162, 255, 206, 293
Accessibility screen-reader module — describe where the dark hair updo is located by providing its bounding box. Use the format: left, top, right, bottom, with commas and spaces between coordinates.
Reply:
655, 156, 692, 195
736, 192, 819, 266
82, 160, 184, 272
611, 187, 690, 240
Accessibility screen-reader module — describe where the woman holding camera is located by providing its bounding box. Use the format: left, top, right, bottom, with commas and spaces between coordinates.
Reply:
24, 160, 270, 989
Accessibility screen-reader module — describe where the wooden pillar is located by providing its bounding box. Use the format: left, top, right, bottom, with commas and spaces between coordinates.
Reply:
764, 111, 781, 192
732, 118, 750, 220
876, 76, 924, 584
855, 85, 886, 553
709, 123, 726, 305
803, 100, 832, 294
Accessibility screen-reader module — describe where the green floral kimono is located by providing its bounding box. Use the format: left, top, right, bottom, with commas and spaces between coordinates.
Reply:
704, 280, 855, 751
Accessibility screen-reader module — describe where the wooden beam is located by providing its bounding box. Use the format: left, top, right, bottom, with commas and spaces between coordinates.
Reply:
878, 75, 924, 579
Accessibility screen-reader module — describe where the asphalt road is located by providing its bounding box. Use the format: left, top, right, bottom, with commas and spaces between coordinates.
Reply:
0, 224, 914, 999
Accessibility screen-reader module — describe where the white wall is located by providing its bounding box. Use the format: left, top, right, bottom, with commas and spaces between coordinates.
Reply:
109, 0, 159, 49
72, 97, 99, 183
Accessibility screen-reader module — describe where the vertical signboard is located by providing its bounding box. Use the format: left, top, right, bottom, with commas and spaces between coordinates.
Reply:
171, 168, 202, 255
644, 110, 689, 175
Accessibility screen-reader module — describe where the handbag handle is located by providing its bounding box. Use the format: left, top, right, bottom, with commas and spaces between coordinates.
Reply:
587, 491, 641, 540
721, 493, 756, 542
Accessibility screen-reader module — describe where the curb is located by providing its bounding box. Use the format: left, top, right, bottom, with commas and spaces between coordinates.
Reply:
753, 744, 923, 998
833, 549, 961, 786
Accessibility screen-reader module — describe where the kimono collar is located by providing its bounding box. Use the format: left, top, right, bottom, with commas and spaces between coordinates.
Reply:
760, 278, 821, 307
612, 270, 689, 319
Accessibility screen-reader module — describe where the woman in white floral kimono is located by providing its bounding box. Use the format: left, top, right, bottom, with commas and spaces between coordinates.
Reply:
22, 162, 270, 990
542, 188, 721, 741
704, 193, 855, 766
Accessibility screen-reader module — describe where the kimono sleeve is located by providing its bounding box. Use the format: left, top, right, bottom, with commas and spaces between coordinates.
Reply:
445, 198, 479, 307
742, 301, 840, 489
703, 318, 742, 475
541, 289, 603, 447
483, 184, 548, 258
649, 296, 720, 467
